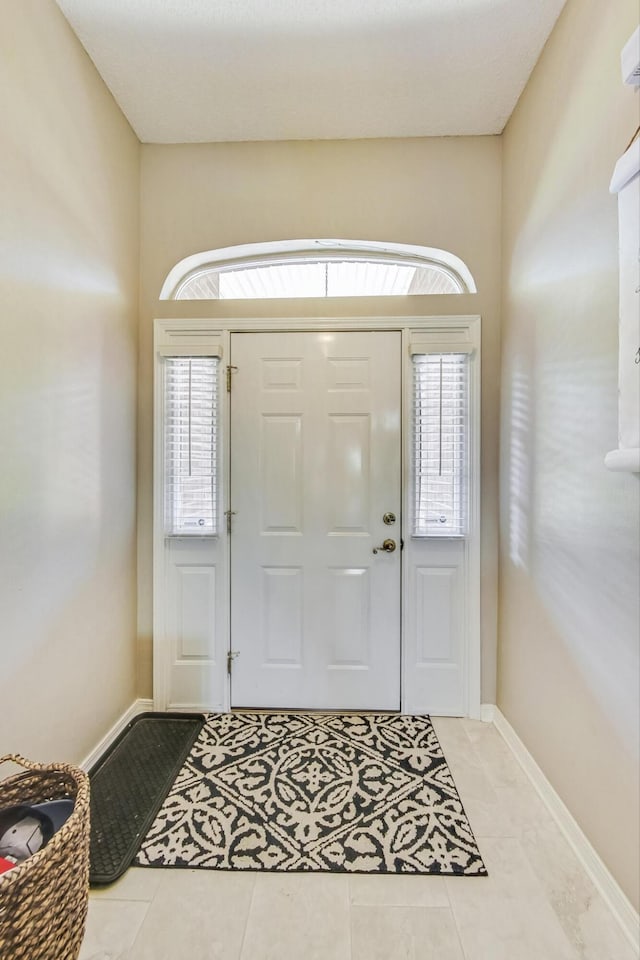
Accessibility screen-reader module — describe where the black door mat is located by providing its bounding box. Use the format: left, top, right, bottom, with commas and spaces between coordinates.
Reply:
89, 712, 204, 885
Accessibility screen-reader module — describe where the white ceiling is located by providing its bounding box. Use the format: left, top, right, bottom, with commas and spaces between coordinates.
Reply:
55, 0, 567, 144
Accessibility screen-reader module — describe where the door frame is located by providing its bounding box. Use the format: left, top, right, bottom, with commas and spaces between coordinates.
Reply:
153, 315, 481, 718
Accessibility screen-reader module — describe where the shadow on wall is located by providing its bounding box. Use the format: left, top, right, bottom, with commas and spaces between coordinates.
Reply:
508, 360, 532, 572
504, 284, 640, 758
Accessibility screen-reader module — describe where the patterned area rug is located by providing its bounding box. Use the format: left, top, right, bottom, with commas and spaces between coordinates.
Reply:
135, 713, 486, 876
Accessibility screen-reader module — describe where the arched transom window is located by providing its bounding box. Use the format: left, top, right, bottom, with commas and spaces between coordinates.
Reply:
160, 240, 476, 300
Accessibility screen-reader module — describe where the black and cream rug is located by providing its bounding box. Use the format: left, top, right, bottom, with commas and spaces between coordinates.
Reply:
135, 713, 486, 876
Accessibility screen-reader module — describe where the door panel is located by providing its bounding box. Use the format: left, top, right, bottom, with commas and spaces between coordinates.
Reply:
260, 415, 303, 530
328, 567, 370, 665
328, 415, 371, 530
262, 566, 304, 665
163, 538, 224, 709
404, 538, 467, 715
176, 564, 216, 659
229, 331, 401, 710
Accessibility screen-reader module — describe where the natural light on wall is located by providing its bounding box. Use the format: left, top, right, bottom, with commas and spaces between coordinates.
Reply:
160, 240, 477, 300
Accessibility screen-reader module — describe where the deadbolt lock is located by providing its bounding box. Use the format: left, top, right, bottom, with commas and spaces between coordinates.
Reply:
372, 538, 397, 555
383, 512, 396, 525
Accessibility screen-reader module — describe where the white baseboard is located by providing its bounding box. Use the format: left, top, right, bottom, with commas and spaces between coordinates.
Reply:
80, 698, 154, 772
489, 705, 639, 954
480, 702, 496, 723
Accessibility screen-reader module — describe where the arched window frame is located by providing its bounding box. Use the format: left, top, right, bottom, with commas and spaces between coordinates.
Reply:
159, 239, 477, 300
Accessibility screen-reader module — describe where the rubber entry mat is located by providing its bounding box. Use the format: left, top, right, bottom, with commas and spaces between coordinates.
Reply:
89, 713, 204, 885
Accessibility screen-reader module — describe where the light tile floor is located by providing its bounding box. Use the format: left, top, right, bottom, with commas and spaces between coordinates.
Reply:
79, 718, 638, 960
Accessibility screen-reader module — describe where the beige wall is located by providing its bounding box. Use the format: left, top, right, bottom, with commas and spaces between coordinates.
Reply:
0, 1, 140, 763
500, 0, 640, 909
2, 0, 637, 914
137, 136, 502, 702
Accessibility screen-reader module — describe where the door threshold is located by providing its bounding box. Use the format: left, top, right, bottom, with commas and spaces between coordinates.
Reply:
231, 707, 401, 715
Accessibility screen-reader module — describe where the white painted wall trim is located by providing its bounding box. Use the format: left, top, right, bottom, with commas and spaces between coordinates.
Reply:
488, 705, 639, 953
156, 315, 480, 334
480, 702, 496, 723
80, 699, 154, 772
154, 316, 482, 719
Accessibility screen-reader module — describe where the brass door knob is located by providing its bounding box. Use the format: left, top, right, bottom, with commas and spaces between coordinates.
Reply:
372, 538, 396, 555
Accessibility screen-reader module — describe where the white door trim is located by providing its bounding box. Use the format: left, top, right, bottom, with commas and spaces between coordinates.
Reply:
153, 315, 481, 717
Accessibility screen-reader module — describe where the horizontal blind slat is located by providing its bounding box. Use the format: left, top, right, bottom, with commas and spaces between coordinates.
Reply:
412, 354, 468, 538
164, 357, 219, 536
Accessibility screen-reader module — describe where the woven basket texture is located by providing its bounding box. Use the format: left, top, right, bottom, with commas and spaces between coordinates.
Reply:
0, 754, 90, 960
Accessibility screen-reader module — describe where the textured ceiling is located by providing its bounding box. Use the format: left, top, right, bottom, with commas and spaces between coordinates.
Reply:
55, 0, 567, 144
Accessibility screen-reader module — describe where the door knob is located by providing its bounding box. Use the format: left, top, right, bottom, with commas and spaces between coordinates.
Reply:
372, 538, 396, 555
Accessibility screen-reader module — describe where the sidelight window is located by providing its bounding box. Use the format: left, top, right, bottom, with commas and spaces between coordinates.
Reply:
163, 356, 219, 536
412, 353, 469, 538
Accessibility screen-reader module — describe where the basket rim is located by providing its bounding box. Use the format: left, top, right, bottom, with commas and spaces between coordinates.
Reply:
0, 759, 90, 889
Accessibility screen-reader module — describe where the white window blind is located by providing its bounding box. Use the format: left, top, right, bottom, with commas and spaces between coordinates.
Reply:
412, 353, 469, 537
176, 258, 463, 300
164, 357, 219, 536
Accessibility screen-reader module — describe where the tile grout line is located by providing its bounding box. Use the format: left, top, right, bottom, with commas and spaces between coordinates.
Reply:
124, 873, 160, 959
347, 876, 354, 960
443, 883, 472, 960
126, 898, 153, 958
237, 874, 258, 960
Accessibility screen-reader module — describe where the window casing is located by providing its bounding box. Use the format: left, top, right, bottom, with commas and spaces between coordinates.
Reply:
163, 356, 219, 536
412, 353, 469, 538
160, 240, 477, 300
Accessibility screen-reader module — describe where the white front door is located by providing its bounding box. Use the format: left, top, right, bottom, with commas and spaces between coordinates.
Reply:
229, 331, 401, 710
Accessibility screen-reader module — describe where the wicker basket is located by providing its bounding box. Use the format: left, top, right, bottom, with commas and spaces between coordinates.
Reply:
0, 754, 90, 960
